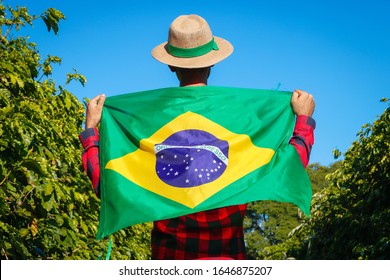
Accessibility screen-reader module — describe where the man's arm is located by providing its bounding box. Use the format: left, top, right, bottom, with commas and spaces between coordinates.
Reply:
79, 94, 106, 197
289, 115, 316, 168
289, 89, 316, 168
79, 128, 101, 196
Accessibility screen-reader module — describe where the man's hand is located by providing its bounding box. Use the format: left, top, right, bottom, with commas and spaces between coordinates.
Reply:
291, 89, 315, 117
85, 94, 106, 129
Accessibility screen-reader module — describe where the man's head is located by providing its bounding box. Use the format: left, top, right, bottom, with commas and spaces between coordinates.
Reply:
168, 66, 212, 86
151, 14, 233, 69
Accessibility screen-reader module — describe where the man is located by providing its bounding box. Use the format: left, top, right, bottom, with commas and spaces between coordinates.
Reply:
79, 14, 315, 259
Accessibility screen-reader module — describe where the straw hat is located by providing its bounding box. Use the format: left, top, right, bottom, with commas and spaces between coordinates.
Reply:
151, 14, 233, 68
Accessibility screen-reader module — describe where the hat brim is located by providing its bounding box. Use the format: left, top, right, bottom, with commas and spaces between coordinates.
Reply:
151, 36, 233, 68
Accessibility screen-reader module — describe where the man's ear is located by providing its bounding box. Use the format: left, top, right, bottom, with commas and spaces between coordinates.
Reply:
168, 65, 176, 72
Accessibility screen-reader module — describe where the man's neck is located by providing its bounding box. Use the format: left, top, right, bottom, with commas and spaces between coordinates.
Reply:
181, 82, 207, 87
173, 66, 211, 87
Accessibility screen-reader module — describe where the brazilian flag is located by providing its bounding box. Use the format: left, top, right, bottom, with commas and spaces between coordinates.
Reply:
98, 86, 312, 239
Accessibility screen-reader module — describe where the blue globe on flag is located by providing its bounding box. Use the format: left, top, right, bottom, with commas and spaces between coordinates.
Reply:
155, 129, 229, 188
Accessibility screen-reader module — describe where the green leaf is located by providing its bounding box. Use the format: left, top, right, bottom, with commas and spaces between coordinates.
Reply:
19, 228, 29, 237
41, 194, 55, 212
0, 104, 13, 115
64, 93, 71, 109
20, 159, 43, 176
44, 181, 53, 196
41, 8, 65, 35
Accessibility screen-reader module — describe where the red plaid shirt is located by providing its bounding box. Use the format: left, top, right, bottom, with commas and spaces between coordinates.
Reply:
79, 115, 315, 259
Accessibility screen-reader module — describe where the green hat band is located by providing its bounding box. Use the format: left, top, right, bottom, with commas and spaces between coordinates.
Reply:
167, 38, 219, 58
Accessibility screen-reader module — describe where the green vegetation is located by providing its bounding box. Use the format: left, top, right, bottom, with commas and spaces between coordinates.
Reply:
245, 99, 389, 259
284, 99, 389, 259
244, 162, 340, 259
0, 3, 151, 259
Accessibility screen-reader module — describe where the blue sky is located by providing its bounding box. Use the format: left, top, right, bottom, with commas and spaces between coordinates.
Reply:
6, 0, 390, 166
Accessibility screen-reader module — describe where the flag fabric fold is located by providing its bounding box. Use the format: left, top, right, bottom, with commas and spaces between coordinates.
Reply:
97, 86, 312, 239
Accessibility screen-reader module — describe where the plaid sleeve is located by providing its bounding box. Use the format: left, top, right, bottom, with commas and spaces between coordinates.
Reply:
289, 115, 316, 168
79, 128, 100, 197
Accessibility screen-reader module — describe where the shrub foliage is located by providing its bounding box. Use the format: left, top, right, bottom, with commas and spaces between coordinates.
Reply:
263, 100, 389, 259
0, 3, 151, 260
